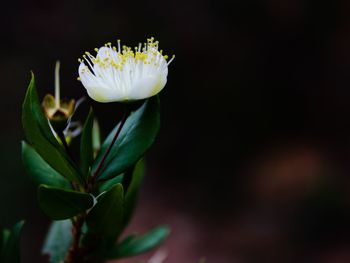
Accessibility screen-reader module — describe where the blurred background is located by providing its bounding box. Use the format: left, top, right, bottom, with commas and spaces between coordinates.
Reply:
2, 0, 350, 262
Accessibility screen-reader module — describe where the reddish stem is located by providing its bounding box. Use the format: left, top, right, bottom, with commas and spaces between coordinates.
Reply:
91, 109, 129, 183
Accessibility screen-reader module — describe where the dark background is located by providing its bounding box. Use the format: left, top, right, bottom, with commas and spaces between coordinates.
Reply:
2, 0, 350, 262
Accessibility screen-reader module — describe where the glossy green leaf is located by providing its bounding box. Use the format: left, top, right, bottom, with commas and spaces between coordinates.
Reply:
106, 225, 170, 259
123, 160, 145, 226
1, 221, 25, 263
86, 184, 124, 241
37, 185, 93, 220
116, 234, 136, 248
1, 229, 10, 249
93, 97, 160, 181
22, 74, 83, 184
80, 108, 94, 176
0, 229, 3, 252
99, 174, 124, 193
42, 220, 72, 263
22, 141, 70, 188
0, 228, 5, 253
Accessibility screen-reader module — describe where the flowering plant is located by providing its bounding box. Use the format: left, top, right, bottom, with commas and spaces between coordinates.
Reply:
0, 38, 174, 263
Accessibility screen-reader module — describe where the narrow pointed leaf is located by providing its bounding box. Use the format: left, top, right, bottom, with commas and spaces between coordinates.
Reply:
86, 184, 124, 241
22, 141, 70, 188
0, 229, 3, 252
99, 174, 124, 193
22, 74, 83, 184
1, 229, 10, 249
93, 97, 160, 181
80, 108, 94, 176
106, 225, 170, 259
42, 220, 72, 263
123, 160, 145, 226
38, 185, 93, 220
1, 221, 25, 263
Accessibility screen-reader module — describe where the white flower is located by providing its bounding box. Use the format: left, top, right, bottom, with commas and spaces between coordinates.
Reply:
78, 38, 174, 102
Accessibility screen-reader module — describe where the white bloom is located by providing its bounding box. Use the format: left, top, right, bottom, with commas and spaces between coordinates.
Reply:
78, 38, 174, 102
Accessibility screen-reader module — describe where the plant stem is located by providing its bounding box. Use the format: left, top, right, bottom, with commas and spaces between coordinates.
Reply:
58, 131, 74, 161
57, 131, 79, 190
64, 108, 129, 261
65, 215, 85, 263
91, 109, 129, 183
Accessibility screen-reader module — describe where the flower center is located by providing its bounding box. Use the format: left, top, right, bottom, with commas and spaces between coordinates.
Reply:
78, 37, 175, 78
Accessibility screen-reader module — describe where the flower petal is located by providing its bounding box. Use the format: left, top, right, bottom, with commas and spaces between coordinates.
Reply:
79, 63, 125, 102
128, 74, 167, 100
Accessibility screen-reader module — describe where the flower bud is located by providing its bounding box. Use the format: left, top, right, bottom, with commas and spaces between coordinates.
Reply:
42, 94, 75, 132
42, 61, 75, 133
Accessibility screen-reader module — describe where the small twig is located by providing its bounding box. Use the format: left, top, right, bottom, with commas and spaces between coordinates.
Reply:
58, 131, 74, 161
91, 108, 129, 183
64, 215, 85, 263
57, 131, 79, 190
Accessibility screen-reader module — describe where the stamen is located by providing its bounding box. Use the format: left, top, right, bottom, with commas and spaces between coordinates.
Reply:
117, 39, 121, 53
79, 38, 175, 76
167, 55, 175, 65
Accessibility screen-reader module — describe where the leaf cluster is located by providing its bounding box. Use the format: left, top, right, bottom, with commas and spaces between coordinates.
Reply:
21, 74, 169, 262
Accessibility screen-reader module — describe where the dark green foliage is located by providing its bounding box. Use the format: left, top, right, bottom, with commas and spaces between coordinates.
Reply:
21, 74, 168, 261
106, 225, 170, 259
0, 221, 25, 263
92, 97, 160, 181
38, 185, 94, 220
22, 74, 83, 184
98, 174, 124, 193
86, 184, 124, 243
123, 159, 145, 226
22, 141, 71, 188
80, 108, 94, 177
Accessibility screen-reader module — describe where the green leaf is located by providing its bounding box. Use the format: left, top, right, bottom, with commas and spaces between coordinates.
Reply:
86, 184, 124, 241
22, 73, 83, 184
1, 229, 10, 248
1, 221, 25, 263
116, 234, 136, 248
22, 141, 71, 188
123, 160, 145, 226
80, 108, 94, 176
37, 185, 94, 220
93, 97, 160, 181
106, 225, 170, 259
98, 174, 124, 193
42, 220, 72, 263
0, 229, 3, 252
